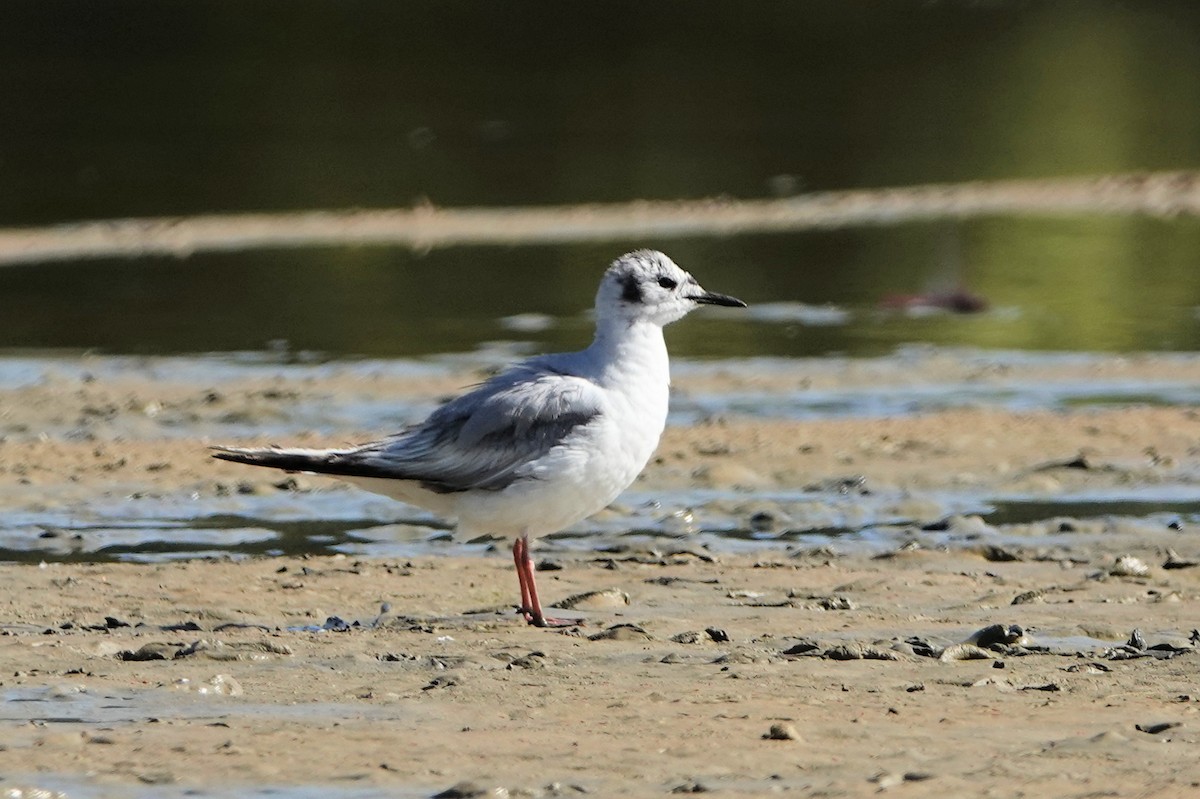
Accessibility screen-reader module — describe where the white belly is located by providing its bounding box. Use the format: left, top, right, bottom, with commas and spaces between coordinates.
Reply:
455, 400, 665, 538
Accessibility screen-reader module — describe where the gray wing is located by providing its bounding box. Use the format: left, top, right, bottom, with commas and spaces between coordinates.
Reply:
349, 363, 604, 493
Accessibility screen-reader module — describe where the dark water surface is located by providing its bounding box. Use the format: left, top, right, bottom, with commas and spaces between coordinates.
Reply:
2, 2, 1200, 356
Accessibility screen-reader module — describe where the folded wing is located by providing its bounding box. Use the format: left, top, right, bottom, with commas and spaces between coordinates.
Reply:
212, 363, 604, 494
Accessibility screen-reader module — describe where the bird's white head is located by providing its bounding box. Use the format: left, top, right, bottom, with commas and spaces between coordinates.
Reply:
594, 250, 746, 329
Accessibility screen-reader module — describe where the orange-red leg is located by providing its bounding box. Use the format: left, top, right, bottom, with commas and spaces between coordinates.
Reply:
512, 534, 574, 628
512, 536, 534, 620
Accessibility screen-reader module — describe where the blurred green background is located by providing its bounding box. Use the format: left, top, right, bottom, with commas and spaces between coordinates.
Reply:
2, 0, 1199, 357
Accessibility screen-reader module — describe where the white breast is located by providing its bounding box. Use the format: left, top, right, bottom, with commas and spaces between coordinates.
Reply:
454, 324, 671, 539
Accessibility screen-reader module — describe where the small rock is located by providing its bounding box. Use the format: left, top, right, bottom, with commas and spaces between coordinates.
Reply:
1020, 682, 1060, 692
1064, 662, 1111, 674
588, 624, 652, 641
964, 624, 1028, 649
670, 780, 709, 794
176, 639, 294, 660
1110, 555, 1149, 577
322, 616, 353, 632
554, 588, 630, 611
704, 627, 730, 643
670, 631, 702, 644
749, 511, 779, 532
175, 674, 244, 696
1011, 590, 1044, 606
805, 475, 869, 494
939, 643, 993, 662
826, 643, 900, 661
763, 722, 802, 741
117, 642, 181, 661
508, 652, 546, 670
1163, 550, 1198, 570
789, 593, 856, 610
1135, 721, 1182, 735
981, 544, 1021, 562
870, 771, 904, 790
202, 674, 243, 696
781, 639, 822, 657
161, 621, 204, 632
432, 781, 510, 799
1034, 453, 1092, 471
1126, 629, 1147, 651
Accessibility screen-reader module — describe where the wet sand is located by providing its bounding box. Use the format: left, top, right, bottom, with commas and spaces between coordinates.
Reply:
2, 354, 1199, 797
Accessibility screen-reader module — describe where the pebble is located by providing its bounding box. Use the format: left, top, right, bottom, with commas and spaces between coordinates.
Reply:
1110, 555, 1150, 577
174, 673, 244, 696
980, 544, 1021, 562
825, 643, 900, 661
553, 588, 630, 611
964, 624, 1029, 649
117, 642, 179, 661
763, 722, 802, 741
176, 639, 294, 660
508, 651, 547, 670
670, 780, 709, 794
787, 592, 856, 610
704, 627, 730, 643
1163, 549, 1198, 570
1011, 590, 1044, 605
939, 643, 994, 662
780, 639, 823, 657
432, 781, 510, 799
588, 624, 652, 642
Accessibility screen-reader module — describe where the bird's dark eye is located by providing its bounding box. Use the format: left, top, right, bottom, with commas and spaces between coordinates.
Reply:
657, 276, 677, 290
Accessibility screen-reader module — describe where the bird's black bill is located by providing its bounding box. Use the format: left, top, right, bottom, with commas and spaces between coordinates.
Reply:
690, 291, 747, 308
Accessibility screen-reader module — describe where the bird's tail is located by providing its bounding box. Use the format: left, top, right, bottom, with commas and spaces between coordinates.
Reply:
210, 445, 360, 476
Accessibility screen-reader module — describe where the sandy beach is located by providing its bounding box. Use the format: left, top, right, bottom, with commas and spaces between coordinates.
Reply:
1, 353, 1198, 797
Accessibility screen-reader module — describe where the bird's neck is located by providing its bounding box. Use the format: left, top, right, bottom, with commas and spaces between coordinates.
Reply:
587, 317, 670, 389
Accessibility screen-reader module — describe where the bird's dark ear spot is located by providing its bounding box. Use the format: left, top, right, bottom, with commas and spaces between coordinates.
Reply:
619, 273, 642, 304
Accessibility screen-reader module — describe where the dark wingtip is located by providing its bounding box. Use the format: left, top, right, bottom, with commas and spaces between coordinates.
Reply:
210, 446, 260, 465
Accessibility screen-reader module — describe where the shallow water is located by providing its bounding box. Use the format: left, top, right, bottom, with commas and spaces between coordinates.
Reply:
4, 479, 1196, 566
7, 348, 1200, 438
4, 348, 1199, 563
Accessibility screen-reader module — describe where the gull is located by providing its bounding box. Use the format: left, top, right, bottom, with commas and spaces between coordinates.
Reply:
212, 250, 745, 626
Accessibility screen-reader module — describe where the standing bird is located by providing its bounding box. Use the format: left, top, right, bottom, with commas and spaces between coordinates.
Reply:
212, 250, 745, 626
